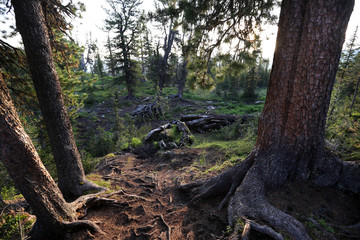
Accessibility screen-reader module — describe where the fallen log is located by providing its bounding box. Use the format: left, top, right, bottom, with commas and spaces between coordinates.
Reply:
144, 120, 194, 149
180, 114, 254, 133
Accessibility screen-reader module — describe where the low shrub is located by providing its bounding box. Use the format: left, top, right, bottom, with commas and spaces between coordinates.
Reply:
0, 213, 34, 240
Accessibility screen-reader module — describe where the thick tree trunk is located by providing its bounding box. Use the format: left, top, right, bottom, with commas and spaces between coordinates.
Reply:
11, 0, 101, 200
0, 74, 76, 239
254, 0, 354, 187
228, 0, 355, 238
179, 1, 357, 239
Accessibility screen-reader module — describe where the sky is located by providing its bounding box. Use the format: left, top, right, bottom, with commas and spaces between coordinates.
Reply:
3, 1, 360, 61
72, 0, 360, 61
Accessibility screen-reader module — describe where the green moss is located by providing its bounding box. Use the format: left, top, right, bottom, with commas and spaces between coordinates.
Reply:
87, 174, 111, 189
105, 153, 116, 159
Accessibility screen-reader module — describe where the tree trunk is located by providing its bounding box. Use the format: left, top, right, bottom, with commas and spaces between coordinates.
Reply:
230, 0, 355, 237
254, 0, 354, 186
0, 74, 76, 239
11, 0, 101, 200
179, 1, 357, 239
0, 193, 5, 207
176, 60, 188, 99
159, 23, 176, 93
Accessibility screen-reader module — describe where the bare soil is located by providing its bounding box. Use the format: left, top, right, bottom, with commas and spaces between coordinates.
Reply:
68, 146, 360, 240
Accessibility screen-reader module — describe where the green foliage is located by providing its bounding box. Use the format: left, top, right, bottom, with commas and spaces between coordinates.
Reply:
196, 150, 208, 166
194, 138, 254, 160
105, 0, 143, 96
327, 31, 360, 160
0, 187, 22, 201
0, 213, 34, 240
214, 57, 270, 101
93, 127, 116, 157
52, 31, 87, 121
213, 119, 258, 142
214, 101, 263, 115
81, 150, 100, 174
130, 137, 142, 147
318, 218, 335, 234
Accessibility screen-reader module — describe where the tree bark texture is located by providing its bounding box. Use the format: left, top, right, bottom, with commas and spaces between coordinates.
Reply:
11, 0, 99, 200
0, 74, 76, 238
179, 1, 357, 239
176, 60, 188, 99
254, 0, 354, 187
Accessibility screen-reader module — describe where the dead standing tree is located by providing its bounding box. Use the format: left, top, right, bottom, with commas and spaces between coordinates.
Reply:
179, 0, 360, 239
158, 19, 177, 92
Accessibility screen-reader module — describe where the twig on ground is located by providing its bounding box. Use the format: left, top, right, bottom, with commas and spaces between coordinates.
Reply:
155, 214, 171, 240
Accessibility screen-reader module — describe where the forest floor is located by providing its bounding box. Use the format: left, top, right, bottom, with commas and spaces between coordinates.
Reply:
70, 96, 360, 239
2, 96, 359, 240
68, 144, 360, 240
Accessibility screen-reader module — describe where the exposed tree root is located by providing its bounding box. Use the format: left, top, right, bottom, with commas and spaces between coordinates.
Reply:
337, 160, 360, 193
178, 155, 254, 209
241, 218, 284, 240
228, 168, 312, 240
27, 192, 129, 239
131, 98, 164, 120
77, 180, 107, 198
155, 214, 171, 240
178, 153, 360, 240
335, 222, 360, 239
306, 218, 337, 240
62, 220, 105, 235
103, 189, 149, 201
72, 194, 126, 219
124, 94, 138, 101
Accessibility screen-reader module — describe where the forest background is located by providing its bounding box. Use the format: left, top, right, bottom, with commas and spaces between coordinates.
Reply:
0, 0, 359, 239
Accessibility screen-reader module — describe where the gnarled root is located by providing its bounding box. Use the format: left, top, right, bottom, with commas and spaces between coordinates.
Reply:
72, 193, 126, 219
178, 155, 254, 208
228, 167, 312, 240
179, 154, 314, 240
62, 220, 105, 235
240, 218, 284, 240
79, 179, 107, 196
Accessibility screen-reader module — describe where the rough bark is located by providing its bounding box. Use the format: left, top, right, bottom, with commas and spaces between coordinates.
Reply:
179, 1, 357, 239
254, 0, 352, 185
0, 77, 110, 238
175, 60, 188, 100
11, 0, 101, 200
0, 74, 76, 239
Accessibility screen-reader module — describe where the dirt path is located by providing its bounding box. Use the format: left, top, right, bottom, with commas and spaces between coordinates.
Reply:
70, 148, 228, 240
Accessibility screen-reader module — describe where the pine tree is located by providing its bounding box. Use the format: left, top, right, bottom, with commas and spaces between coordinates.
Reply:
105, 0, 142, 99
